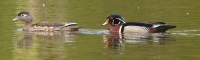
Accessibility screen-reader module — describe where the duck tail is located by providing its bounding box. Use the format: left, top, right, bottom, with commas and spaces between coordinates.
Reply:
155, 22, 166, 24
155, 25, 176, 33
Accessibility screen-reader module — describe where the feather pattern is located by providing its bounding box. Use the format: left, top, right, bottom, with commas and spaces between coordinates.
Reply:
102, 14, 176, 33
12, 11, 82, 31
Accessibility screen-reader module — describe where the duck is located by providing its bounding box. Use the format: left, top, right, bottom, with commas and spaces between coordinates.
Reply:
101, 14, 176, 33
12, 11, 82, 31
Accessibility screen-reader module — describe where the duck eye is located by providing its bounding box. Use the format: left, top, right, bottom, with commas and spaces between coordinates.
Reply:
21, 14, 27, 17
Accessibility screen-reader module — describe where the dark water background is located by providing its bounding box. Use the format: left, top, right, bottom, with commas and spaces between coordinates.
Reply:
0, 0, 200, 60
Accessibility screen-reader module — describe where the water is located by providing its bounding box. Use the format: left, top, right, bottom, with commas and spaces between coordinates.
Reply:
1, 0, 200, 60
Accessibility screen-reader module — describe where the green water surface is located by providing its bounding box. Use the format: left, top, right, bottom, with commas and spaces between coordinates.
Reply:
0, 0, 200, 60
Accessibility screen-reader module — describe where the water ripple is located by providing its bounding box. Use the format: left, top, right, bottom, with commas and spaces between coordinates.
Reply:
78, 29, 109, 35
171, 29, 200, 36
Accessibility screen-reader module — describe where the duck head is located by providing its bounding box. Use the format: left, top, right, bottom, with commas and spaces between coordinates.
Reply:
12, 12, 34, 23
102, 14, 126, 26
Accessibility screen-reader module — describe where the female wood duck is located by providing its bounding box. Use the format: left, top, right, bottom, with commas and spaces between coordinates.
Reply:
12, 11, 82, 31
101, 14, 176, 33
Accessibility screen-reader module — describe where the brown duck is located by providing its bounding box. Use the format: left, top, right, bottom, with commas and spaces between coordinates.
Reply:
12, 11, 82, 31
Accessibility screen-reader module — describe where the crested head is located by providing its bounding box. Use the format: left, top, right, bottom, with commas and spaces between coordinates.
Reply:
12, 11, 34, 23
17, 11, 30, 16
102, 14, 126, 26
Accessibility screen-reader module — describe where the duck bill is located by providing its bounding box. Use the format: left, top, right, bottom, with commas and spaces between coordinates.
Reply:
101, 19, 109, 26
12, 16, 20, 22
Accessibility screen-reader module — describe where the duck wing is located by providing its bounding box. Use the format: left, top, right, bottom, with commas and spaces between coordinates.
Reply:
123, 22, 153, 27
32, 21, 77, 27
153, 25, 176, 32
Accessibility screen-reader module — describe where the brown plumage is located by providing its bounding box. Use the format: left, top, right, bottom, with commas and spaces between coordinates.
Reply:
12, 11, 82, 31
32, 21, 67, 27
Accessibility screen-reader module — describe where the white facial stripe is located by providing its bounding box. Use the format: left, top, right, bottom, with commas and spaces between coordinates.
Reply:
116, 18, 125, 23
112, 20, 114, 25
118, 21, 120, 24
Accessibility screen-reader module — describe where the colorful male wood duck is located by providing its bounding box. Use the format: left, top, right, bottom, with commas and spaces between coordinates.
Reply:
12, 11, 82, 31
101, 14, 176, 33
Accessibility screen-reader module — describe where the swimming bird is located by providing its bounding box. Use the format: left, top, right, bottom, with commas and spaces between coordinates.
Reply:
101, 14, 176, 33
12, 11, 82, 31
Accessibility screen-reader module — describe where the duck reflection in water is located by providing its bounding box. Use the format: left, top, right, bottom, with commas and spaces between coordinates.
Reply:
103, 32, 124, 49
13, 31, 77, 60
103, 32, 174, 48
123, 33, 172, 44
14, 31, 78, 48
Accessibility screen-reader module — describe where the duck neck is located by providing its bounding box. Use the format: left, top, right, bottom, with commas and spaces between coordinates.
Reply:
109, 25, 121, 32
23, 22, 32, 30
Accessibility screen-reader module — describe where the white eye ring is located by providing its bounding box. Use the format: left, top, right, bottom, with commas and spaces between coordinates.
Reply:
21, 14, 27, 17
